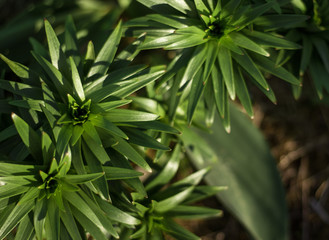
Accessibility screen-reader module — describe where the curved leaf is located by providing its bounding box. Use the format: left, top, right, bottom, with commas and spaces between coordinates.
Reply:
181, 105, 288, 240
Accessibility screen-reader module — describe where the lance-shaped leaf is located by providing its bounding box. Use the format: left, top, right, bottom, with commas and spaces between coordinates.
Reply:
69, 57, 85, 102
104, 109, 159, 122
252, 53, 300, 85
0, 188, 37, 239
123, 127, 170, 150
161, 219, 200, 240
88, 21, 123, 79
91, 115, 129, 139
102, 166, 143, 180
44, 19, 69, 76
34, 198, 47, 240
0, 184, 29, 199
111, 136, 152, 172
165, 205, 222, 219
12, 113, 41, 161
146, 144, 181, 191
82, 141, 109, 200
15, 213, 34, 240
60, 200, 82, 240
218, 46, 235, 100
0, 80, 42, 99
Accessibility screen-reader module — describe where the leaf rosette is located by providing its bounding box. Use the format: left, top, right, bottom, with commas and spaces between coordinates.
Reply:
0, 17, 179, 180
0, 118, 142, 240
125, 0, 303, 129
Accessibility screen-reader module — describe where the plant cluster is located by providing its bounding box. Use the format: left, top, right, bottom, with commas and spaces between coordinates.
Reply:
0, 0, 328, 239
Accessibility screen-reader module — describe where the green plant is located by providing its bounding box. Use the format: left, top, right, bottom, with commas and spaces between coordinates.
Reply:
0, 0, 326, 239
274, 0, 329, 100
125, 0, 306, 131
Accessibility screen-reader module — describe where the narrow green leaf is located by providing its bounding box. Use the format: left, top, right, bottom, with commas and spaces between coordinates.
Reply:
70, 205, 107, 240
76, 191, 119, 238
95, 195, 140, 225
82, 141, 109, 199
9, 99, 44, 111
108, 149, 147, 196
220, 35, 244, 55
164, 34, 206, 50
95, 100, 131, 112
64, 172, 104, 184
69, 57, 85, 102
123, 127, 170, 150
146, 14, 189, 28
146, 144, 181, 191
102, 166, 143, 180
119, 121, 180, 134
204, 76, 216, 126
243, 30, 301, 49
82, 121, 102, 145
82, 130, 110, 164
88, 21, 122, 79
230, 32, 269, 56
180, 44, 207, 89
84, 65, 147, 96
71, 140, 98, 194
112, 136, 152, 172
84, 41, 95, 75
161, 219, 200, 240
213, 0, 222, 16
309, 58, 329, 99
252, 53, 300, 85
92, 116, 128, 139
194, 0, 210, 15
155, 186, 194, 213
34, 199, 47, 240
187, 67, 205, 124
0, 184, 29, 199
153, 168, 210, 201
0, 124, 16, 142
65, 192, 105, 233
0, 162, 44, 176
183, 186, 228, 204
221, 0, 241, 19
166, 205, 222, 219
233, 2, 274, 29
104, 109, 159, 122
31, 51, 72, 100
41, 131, 55, 166
60, 199, 82, 240
0, 80, 42, 99
234, 67, 254, 118
0, 189, 35, 239
0, 54, 38, 83
111, 69, 165, 98
12, 113, 42, 161
56, 124, 73, 157
41, 105, 61, 141
15, 213, 34, 240
211, 64, 225, 118
218, 46, 235, 100
44, 19, 69, 76
232, 50, 269, 90
300, 35, 313, 76
254, 14, 310, 31
313, 37, 329, 73
70, 125, 84, 146
203, 40, 220, 84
